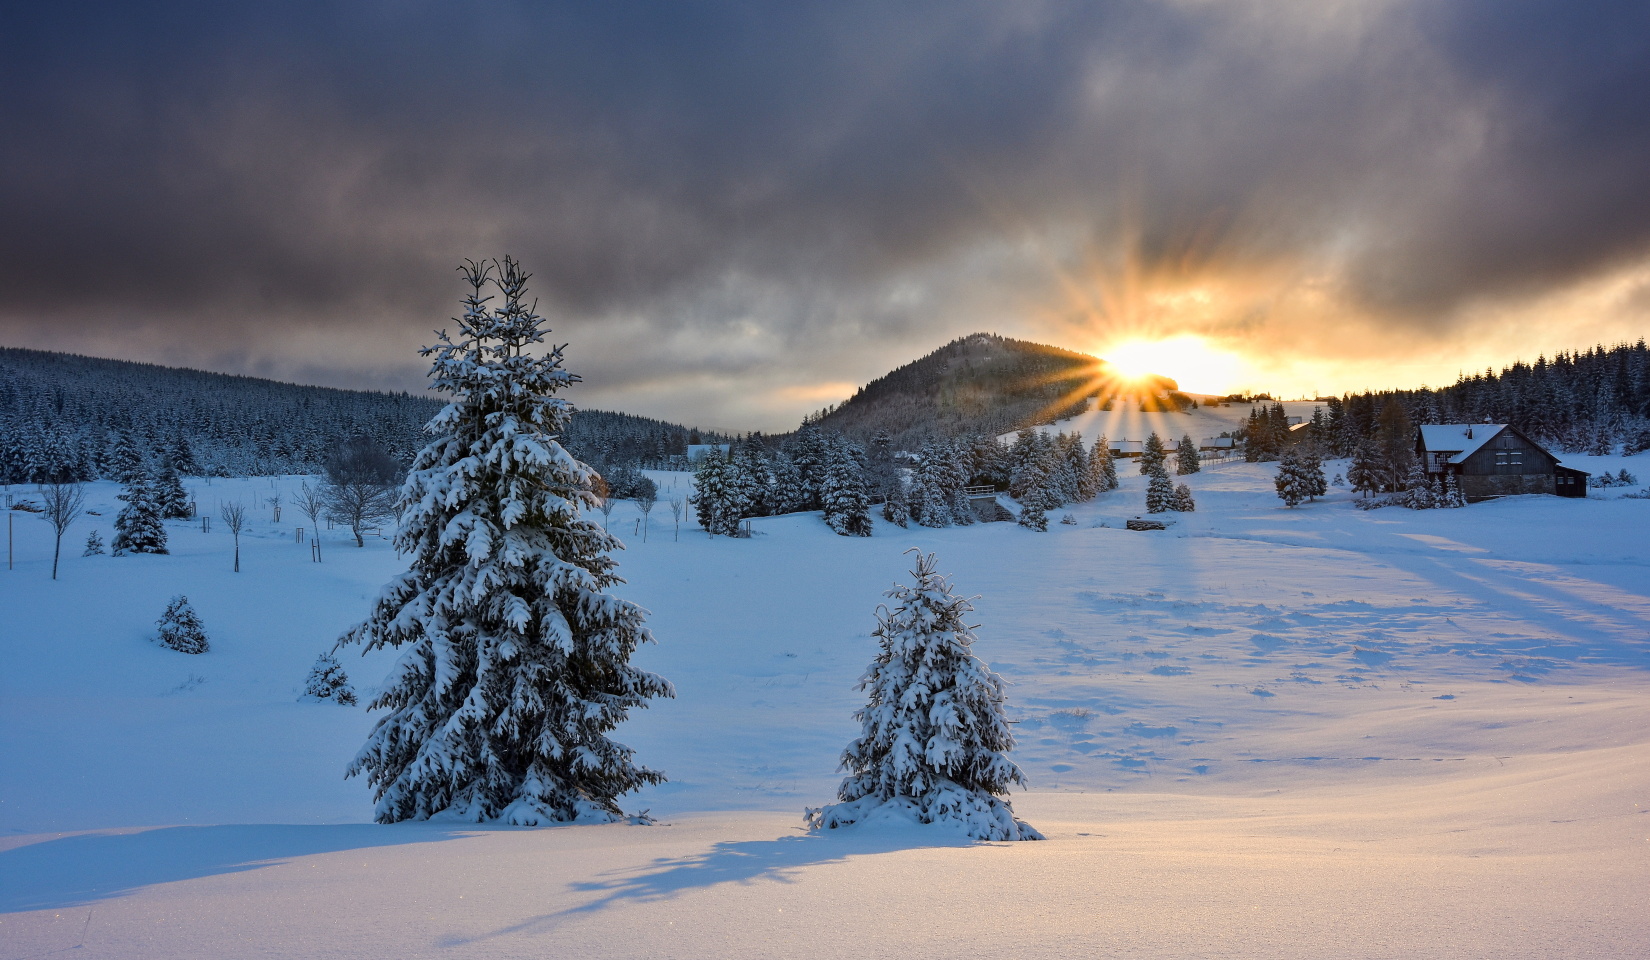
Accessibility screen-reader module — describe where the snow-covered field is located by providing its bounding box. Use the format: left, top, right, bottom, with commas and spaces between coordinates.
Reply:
4, 456, 1649, 958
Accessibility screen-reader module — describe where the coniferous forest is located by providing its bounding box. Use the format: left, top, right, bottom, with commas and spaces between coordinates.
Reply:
0, 346, 714, 482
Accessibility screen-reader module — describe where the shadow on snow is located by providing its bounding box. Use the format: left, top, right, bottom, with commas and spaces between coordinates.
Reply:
0, 823, 468, 913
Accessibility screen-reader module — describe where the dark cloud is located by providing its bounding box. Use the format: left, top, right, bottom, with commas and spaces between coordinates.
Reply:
2, 2, 1648, 425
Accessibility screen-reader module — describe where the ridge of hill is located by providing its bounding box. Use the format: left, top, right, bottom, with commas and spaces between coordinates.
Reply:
0, 346, 711, 480
812, 333, 1179, 448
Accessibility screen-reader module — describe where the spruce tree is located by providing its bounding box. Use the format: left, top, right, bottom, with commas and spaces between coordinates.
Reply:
341, 258, 673, 825
155, 596, 208, 654
690, 448, 738, 536
303, 651, 358, 705
1090, 436, 1118, 492
105, 432, 145, 483
1442, 472, 1466, 507
768, 450, 807, 515
112, 475, 168, 555
82, 529, 105, 556
806, 552, 1041, 841
1172, 483, 1196, 512
1403, 461, 1436, 509
153, 463, 191, 519
914, 439, 954, 528
1274, 450, 1312, 507
881, 472, 910, 527
1140, 433, 1167, 475
1175, 434, 1201, 475
1145, 465, 1175, 513
821, 436, 872, 537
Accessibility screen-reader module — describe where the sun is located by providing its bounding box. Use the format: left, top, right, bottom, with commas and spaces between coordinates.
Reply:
1100, 335, 1244, 396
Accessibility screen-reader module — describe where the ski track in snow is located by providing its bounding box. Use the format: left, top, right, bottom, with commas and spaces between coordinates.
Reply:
2, 448, 1648, 958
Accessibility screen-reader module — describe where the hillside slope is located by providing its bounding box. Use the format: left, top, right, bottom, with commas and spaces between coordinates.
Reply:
0, 346, 709, 478
815, 333, 1178, 448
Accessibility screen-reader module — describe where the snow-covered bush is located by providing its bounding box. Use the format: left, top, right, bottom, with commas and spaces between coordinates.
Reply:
302, 651, 357, 705
341, 258, 673, 825
806, 552, 1041, 841
155, 596, 208, 654
1059, 513, 1077, 525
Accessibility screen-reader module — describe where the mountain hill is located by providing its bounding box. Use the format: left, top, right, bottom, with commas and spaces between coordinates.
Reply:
0, 346, 711, 481
812, 333, 1179, 448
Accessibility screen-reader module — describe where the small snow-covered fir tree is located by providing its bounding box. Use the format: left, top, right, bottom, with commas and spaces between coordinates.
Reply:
1274, 451, 1312, 507
1441, 472, 1466, 508
1145, 465, 1175, 513
821, 437, 872, 536
155, 596, 208, 654
881, 472, 910, 527
1090, 435, 1118, 492
1140, 433, 1167, 475
82, 529, 105, 556
690, 448, 739, 536
112, 475, 168, 555
341, 258, 673, 825
806, 552, 1041, 841
1171, 483, 1196, 512
105, 432, 145, 484
153, 463, 191, 519
1015, 457, 1050, 531
1403, 461, 1436, 509
303, 651, 358, 705
1175, 434, 1201, 475
1302, 447, 1327, 501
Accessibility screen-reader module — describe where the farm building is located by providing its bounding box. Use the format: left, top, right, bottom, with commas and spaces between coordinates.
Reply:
1416, 424, 1588, 502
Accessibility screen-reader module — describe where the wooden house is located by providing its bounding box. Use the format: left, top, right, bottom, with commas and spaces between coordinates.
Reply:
1415, 424, 1588, 502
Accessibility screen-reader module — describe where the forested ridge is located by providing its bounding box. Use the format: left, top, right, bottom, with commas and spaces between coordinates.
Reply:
0, 346, 709, 481
813, 333, 1179, 448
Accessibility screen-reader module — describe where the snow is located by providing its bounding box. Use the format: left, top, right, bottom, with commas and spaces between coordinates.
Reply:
4, 457, 1650, 957
1418, 423, 1506, 463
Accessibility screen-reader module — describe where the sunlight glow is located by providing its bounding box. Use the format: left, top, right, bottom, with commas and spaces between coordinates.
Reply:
1100, 335, 1245, 396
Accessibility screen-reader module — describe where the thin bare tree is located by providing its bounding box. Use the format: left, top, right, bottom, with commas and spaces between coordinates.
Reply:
220, 500, 248, 572
596, 495, 617, 532
668, 496, 684, 542
37, 480, 86, 580
321, 435, 401, 547
267, 493, 282, 523
294, 481, 327, 561
634, 489, 657, 542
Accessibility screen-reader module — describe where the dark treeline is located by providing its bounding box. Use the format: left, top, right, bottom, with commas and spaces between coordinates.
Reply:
0, 347, 715, 482
691, 423, 1128, 536
1237, 341, 1650, 465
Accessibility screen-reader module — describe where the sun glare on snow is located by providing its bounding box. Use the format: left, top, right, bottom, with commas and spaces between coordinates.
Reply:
1101, 335, 1244, 395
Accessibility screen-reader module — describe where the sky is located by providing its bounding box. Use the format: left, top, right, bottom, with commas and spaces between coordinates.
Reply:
3, 1, 1649, 431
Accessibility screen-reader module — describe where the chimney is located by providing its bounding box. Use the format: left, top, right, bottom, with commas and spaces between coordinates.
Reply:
1466, 426, 1472, 440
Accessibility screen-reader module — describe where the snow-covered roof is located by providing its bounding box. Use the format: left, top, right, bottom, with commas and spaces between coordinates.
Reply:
1418, 424, 1506, 464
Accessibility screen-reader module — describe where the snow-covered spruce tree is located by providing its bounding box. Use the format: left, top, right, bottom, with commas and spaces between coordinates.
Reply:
881, 470, 910, 527
1140, 433, 1167, 475
1176, 434, 1201, 475
1403, 461, 1436, 509
1090, 435, 1118, 493
1171, 483, 1196, 512
821, 436, 872, 537
1145, 465, 1176, 513
1014, 454, 1051, 531
806, 552, 1041, 841
1441, 472, 1466, 508
1274, 450, 1312, 507
690, 447, 738, 536
112, 475, 168, 555
83, 529, 105, 556
1302, 447, 1327, 501
341, 258, 673, 825
156, 596, 208, 654
153, 462, 191, 519
303, 651, 358, 705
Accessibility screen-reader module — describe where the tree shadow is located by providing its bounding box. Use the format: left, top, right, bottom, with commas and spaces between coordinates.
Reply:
439, 823, 973, 948
0, 823, 468, 912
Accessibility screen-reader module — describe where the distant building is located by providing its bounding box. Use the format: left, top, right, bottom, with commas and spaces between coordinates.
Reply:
685, 443, 731, 462
1199, 437, 1235, 452
1416, 424, 1588, 502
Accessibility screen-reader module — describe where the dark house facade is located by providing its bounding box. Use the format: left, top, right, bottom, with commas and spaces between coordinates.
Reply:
1416, 424, 1588, 502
